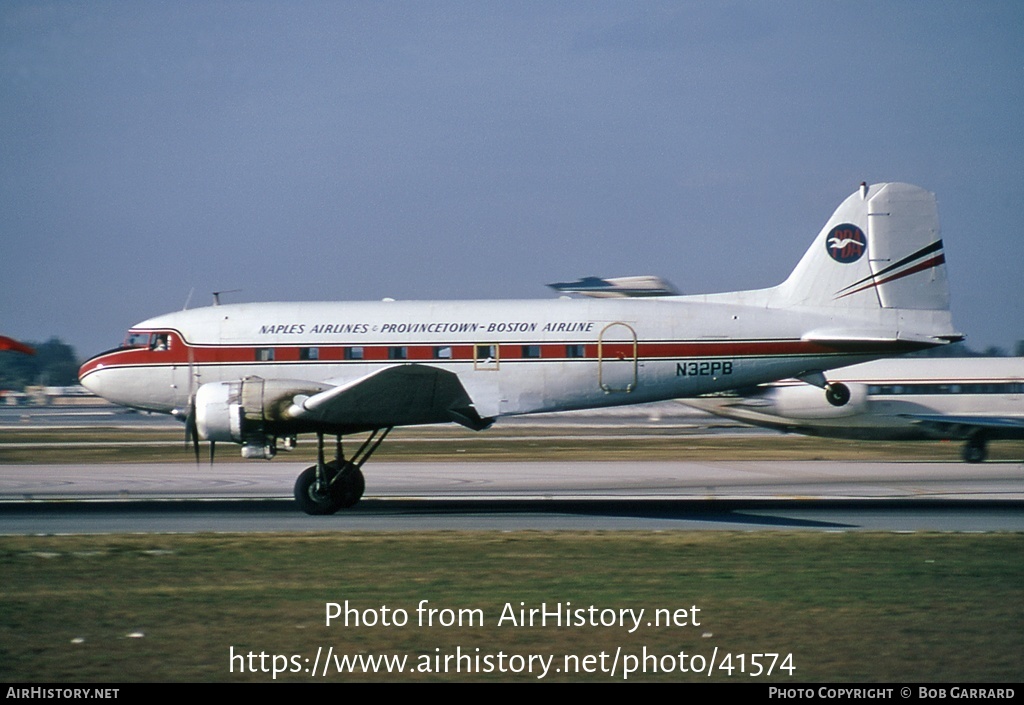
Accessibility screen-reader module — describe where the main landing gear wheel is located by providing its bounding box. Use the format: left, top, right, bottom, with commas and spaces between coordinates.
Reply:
294, 462, 366, 515
961, 438, 988, 464
294, 428, 389, 515
330, 461, 366, 509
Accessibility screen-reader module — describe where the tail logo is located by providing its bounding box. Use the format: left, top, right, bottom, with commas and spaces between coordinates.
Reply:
826, 224, 867, 264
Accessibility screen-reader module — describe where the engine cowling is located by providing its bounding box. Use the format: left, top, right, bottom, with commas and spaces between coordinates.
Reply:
194, 376, 330, 454
772, 382, 868, 419
195, 380, 245, 444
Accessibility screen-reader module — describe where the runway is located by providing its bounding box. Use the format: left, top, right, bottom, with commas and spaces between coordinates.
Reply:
1, 460, 1022, 532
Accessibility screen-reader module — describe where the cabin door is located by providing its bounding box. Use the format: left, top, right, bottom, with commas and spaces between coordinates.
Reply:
598, 322, 638, 393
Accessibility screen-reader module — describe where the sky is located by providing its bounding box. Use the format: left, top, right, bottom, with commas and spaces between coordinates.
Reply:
2, 1, 1022, 360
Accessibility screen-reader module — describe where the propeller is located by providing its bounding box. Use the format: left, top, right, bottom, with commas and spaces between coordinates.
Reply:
184, 401, 200, 464
183, 398, 216, 465
182, 344, 208, 465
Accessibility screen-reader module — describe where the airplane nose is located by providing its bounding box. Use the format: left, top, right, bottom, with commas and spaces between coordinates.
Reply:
78, 355, 107, 396
76, 351, 178, 414
79, 372, 94, 393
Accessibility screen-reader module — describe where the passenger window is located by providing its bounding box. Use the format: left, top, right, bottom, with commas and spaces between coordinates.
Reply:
474, 344, 500, 370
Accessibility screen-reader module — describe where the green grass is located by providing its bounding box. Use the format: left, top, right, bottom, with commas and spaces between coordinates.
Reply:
1, 532, 1022, 682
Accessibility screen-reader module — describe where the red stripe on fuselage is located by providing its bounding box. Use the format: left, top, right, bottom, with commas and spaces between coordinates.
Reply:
78, 329, 924, 380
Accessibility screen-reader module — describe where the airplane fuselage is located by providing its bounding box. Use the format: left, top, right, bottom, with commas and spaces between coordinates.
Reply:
78, 297, 922, 428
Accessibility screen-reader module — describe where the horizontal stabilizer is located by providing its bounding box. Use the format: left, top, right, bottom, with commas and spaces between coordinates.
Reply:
802, 328, 963, 347
802, 328, 900, 344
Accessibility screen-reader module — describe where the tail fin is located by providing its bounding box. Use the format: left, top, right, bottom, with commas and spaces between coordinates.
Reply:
778, 182, 948, 310
690, 182, 960, 345
771, 182, 961, 345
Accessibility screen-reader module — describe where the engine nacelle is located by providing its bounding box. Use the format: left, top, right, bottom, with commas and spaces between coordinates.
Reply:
772, 382, 868, 419
195, 376, 331, 450
195, 380, 246, 444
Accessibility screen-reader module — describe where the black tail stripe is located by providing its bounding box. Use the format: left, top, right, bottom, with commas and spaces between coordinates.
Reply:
836, 239, 943, 294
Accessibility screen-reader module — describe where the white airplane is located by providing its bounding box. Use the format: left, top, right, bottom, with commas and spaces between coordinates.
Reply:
681, 357, 1024, 463
79, 182, 961, 513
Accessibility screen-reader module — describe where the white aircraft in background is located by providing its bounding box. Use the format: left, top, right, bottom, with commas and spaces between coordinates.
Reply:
79, 182, 961, 514
681, 357, 1024, 463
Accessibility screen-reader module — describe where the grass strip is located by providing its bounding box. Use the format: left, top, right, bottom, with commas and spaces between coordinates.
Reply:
1, 532, 1021, 682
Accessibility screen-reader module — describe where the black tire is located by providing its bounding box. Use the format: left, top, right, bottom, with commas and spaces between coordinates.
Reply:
294, 465, 342, 515
294, 463, 366, 515
961, 440, 987, 464
334, 462, 365, 509
825, 382, 851, 407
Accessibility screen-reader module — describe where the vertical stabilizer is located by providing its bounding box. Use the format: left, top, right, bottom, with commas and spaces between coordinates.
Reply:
775, 183, 949, 314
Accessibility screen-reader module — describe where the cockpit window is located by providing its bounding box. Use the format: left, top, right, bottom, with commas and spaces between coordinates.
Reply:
122, 332, 170, 351
123, 332, 150, 348
150, 334, 169, 351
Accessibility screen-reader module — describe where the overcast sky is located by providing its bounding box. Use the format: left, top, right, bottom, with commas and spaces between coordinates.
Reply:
2, 1, 1022, 359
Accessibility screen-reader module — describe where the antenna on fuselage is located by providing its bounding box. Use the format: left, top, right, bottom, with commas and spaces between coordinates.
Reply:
183, 287, 195, 311
212, 289, 242, 306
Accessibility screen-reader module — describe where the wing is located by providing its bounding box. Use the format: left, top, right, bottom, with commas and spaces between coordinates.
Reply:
907, 414, 1024, 429
284, 364, 494, 431
895, 413, 1024, 443
903, 414, 1024, 438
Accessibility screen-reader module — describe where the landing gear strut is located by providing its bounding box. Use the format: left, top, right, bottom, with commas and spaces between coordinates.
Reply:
294, 428, 391, 515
